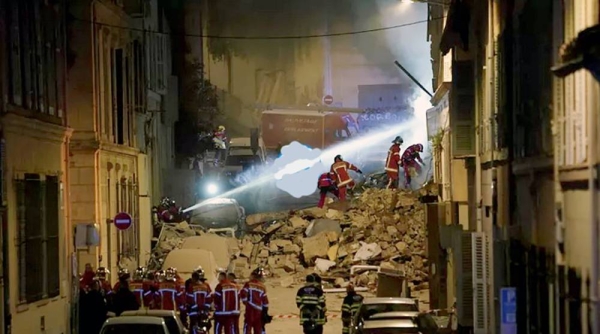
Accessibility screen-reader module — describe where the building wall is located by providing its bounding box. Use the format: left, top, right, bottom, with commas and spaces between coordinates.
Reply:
68, 0, 156, 280
0, 0, 72, 332
554, 0, 600, 332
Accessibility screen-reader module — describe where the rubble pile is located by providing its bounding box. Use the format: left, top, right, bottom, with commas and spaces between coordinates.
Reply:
232, 185, 437, 291
149, 222, 203, 269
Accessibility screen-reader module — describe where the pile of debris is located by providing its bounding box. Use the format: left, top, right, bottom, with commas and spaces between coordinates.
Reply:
231, 185, 436, 292
149, 223, 204, 269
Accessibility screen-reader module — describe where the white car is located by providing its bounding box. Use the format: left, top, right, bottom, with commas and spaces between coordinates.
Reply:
121, 310, 188, 334
100, 316, 170, 334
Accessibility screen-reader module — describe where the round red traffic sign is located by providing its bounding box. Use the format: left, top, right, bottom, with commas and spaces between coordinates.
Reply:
323, 95, 334, 105
114, 212, 132, 231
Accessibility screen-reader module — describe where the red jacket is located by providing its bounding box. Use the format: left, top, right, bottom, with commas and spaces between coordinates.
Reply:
79, 271, 95, 291
214, 279, 241, 315
130, 281, 144, 307
240, 279, 269, 312
317, 173, 336, 188
159, 281, 182, 311
100, 280, 113, 297
401, 144, 423, 165
186, 281, 213, 312
331, 161, 359, 187
385, 144, 401, 172
143, 280, 161, 309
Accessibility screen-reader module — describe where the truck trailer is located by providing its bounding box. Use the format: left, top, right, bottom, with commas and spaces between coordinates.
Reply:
261, 109, 354, 150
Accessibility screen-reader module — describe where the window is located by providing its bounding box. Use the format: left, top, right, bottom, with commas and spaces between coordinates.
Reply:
5, 0, 64, 118
116, 176, 139, 263
15, 174, 61, 303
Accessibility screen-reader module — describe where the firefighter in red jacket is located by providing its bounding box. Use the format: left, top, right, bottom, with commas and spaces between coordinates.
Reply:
330, 155, 362, 201
112, 268, 130, 292
214, 270, 241, 334
401, 143, 424, 188
241, 268, 270, 334
79, 263, 96, 292
385, 136, 404, 189
97, 267, 112, 297
143, 270, 162, 310
158, 267, 182, 311
317, 172, 339, 208
186, 267, 213, 332
214, 125, 228, 166
130, 267, 145, 308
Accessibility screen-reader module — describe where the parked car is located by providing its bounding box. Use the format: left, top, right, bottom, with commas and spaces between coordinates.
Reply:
120, 310, 187, 334
354, 310, 439, 334
100, 316, 170, 334
351, 297, 419, 334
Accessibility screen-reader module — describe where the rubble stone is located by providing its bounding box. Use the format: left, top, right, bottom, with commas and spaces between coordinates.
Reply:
302, 233, 330, 263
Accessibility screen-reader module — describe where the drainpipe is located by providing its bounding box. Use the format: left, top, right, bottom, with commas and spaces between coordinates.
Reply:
589, 59, 599, 334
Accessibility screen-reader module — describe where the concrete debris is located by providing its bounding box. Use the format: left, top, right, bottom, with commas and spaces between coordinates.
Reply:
238, 188, 432, 290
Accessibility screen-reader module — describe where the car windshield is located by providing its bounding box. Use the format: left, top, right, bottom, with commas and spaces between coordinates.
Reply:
360, 303, 419, 320
226, 154, 261, 167
101, 324, 166, 334
162, 316, 181, 334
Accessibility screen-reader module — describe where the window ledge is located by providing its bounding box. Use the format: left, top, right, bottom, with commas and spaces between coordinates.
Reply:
16, 296, 61, 313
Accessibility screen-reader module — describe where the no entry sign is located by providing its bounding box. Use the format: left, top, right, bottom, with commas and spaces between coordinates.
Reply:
114, 212, 132, 231
323, 95, 333, 105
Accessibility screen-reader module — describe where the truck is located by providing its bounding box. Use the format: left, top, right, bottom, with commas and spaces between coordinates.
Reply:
261, 109, 356, 150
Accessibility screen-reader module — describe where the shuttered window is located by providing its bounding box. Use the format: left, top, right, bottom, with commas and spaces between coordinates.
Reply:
15, 174, 61, 303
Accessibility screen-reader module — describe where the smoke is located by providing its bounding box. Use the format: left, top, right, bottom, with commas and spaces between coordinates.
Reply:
272, 142, 327, 198
376, 0, 432, 88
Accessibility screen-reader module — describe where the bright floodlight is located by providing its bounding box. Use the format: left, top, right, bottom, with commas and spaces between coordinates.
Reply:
206, 183, 219, 195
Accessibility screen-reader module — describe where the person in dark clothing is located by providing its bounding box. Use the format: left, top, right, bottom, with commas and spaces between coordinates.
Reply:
110, 277, 140, 316
79, 279, 108, 334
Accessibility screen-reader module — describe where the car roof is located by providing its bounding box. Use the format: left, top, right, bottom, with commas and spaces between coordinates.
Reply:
121, 310, 176, 317
362, 297, 417, 305
363, 319, 417, 329
104, 316, 165, 325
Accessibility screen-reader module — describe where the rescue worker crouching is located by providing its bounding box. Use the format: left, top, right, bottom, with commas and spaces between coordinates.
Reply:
241, 267, 270, 334
330, 155, 362, 202
214, 270, 241, 334
317, 172, 339, 208
296, 275, 326, 334
341, 284, 364, 334
385, 136, 403, 189
185, 266, 213, 333
400, 143, 424, 188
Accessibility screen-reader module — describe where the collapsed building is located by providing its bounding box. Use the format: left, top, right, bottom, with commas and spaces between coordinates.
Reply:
149, 185, 435, 296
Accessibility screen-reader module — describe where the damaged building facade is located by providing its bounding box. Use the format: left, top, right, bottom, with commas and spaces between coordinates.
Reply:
68, 0, 178, 280
427, 0, 599, 332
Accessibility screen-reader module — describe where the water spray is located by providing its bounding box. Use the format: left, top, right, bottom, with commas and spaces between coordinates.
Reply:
183, 119, 420, 213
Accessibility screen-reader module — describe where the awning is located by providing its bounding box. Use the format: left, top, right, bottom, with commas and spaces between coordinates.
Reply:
439, 0, 471, 56
551, 24, 600, 82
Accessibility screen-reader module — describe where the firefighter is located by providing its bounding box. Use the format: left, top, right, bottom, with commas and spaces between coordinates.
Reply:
143, 270, 161, 310
96, 267, 112, 297
79, 263, 96, 292
214, 270, 241, 334
158, 267, 181, 311
241, 267, 269, 334
341, 284, 363, 334
400, 143, 424, 188
311, 274, 327, 333
385, 136, 404, 189
330, 155, 362, 201
112, 268, 130, 292
228, 273, 242, 334
186, 267, 213, 333
296, 275, 325, 334
214, 125, 228, 166
317, 172, 339, 208
130, 267, 145, 310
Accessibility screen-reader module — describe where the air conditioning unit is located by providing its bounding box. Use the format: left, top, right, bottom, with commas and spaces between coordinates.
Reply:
453, 231, 491, 332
